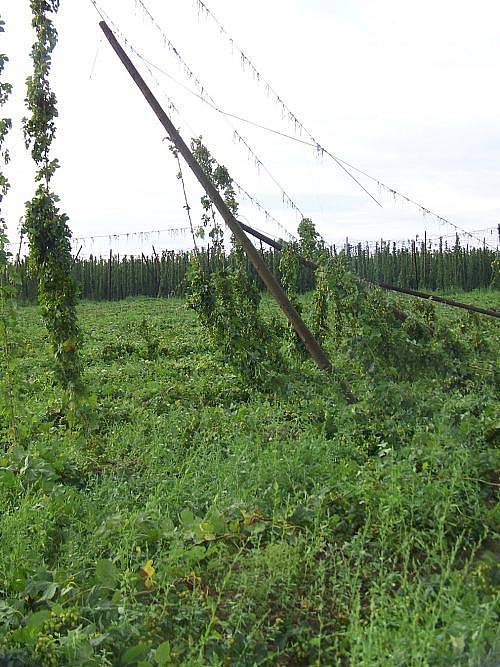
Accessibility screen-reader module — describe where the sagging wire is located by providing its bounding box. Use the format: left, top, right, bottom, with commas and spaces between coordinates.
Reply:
193, 0, 497, 250
132, 0, 306, 219
86, 0, 298, 242
115, 35, 492, 250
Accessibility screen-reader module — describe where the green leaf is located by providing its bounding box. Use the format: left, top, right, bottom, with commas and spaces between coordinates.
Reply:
95, 559, 118, 587
0, 469, 16, 488
180, 509, 195, 526
450, 635, 465, 652
154, 641, 171, 664
121, 643, 149, 665
26, 609, 51, 629
39, 581, 58, 602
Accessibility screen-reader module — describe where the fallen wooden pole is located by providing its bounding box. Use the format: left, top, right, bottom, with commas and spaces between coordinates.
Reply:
377, 283, 500, 319
99, 21, 357, 402
238, 222, 500, 320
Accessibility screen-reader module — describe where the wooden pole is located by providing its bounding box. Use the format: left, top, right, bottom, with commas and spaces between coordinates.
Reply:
108, 248, 112, 301
99, 22, 352, 390
72, 245, 83, 265
412, 239, 419, 288
423, 231, 427, 288
16, 231, 24, 267
377, 283, 500, 318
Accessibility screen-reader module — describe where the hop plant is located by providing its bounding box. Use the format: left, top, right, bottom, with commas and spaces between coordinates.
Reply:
23, 0, 82, 401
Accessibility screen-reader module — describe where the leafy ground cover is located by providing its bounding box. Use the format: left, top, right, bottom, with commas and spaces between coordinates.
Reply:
0, 289, 499, 665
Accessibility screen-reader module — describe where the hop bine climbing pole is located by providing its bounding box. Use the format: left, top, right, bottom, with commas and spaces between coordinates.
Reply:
98, 21, 357, 403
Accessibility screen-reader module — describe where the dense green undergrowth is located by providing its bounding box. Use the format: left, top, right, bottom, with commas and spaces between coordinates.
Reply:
0, 290, 499, 665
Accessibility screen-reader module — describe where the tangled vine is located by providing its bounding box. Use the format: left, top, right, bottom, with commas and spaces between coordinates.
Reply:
23, 0, 82, 399
297, 220, 331, 343
313, 246, 485, 382
0, 17, 11, 208
187, 138, 286, 388
0, 15, 22, 446
491, 258, 500, 289
279, 218, 331, 351
277, 217, 485, 384
0, 17, 11, 242
279, 240, 307, 356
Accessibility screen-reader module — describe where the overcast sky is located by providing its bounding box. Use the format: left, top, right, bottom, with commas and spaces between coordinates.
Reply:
3, 0, 500, 256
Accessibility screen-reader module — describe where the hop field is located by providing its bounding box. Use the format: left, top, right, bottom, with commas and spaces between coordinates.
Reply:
2, 1, 499, 664
0, 290, 499, 666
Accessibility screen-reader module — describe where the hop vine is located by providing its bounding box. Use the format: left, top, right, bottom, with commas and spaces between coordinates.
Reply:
187, 138, 286, 388
0, 16, 12, 211
279, 218, 329, 354
490, 258, 500, 289
0, 15, 22, 446
22, 0, 82, 399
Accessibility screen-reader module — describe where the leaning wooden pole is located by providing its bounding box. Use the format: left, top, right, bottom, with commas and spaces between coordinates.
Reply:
99, 21, 357, 400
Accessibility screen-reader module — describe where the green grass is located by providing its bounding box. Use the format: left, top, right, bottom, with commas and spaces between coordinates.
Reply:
0, 290, 499, 666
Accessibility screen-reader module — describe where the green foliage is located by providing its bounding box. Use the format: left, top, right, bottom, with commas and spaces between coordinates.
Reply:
188, 259, 286, 389
297, 217, 327, 262
11, 244, 499, 303
323, 252, 478, 380
278, 218, 331, 356
0, 5, 497, 664
190, 136, 236, 255
491, 258, 500, 289
348, 237, 497, 292
187, 139, 286, 388
295, 219, 331, 344
0, 18, 13, 108
0, 15, 23, 448
278, 241, 306, 357
312, 263, 330, 343
279, 242, 301, 301
138, 317, 162, 360
22, 0, 82, 400
0, 235, 23, 448
0, 294, 498, 665
0, 14, 12, 260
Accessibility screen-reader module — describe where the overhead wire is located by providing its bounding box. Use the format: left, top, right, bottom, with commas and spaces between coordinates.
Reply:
193, 0, 498, 251
11, 1, 296, 253
131, 0, 305, 221
87, 0, 297, 242
171, 146, 200, 255
89, 34, 103, 79
88, 0, 496, 252
8, 225, 195, 248
9, 222, 496, 253
130, 48, 381, 209
125, 44, 496, 251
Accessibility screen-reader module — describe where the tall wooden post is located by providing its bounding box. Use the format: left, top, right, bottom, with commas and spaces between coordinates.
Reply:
98, 21, 354, 393
423, 231, 427, 289
108, 248, 112, 301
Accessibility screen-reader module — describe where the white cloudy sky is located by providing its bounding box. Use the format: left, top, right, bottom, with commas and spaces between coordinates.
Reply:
2, 0, 500, 256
